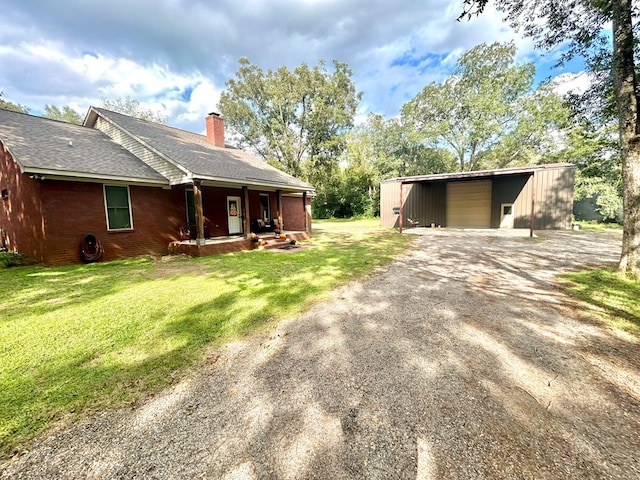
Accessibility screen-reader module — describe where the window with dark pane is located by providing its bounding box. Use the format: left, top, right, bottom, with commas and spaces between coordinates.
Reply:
104, 185, 132, 230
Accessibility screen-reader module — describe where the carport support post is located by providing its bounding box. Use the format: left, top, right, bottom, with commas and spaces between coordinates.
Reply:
529, 172, 536, 237
242, 186, 250, 239
193, 179, 205, 246
399, 181, 404, 234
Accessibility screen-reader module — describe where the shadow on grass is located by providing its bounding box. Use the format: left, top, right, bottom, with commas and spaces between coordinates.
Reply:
0, 229, 413, 458
560, 268, 640, 335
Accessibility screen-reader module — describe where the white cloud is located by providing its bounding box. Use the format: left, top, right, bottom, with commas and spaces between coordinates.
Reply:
0, 0, 586, 131
551, 72, 592, 97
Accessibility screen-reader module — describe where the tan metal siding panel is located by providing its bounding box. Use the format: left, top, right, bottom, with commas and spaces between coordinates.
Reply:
446, 180, 492, 227
513, 175, 533, 228
534, 166, 575, 229
512, 166, 575, 229
95, 117, 186, 184
380, 180, 401, 227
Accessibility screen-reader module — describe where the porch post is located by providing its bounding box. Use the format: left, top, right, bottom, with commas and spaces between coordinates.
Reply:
276, 190, 283, 231
242, 186, 250, 239
303, 191, 308, 233
193, 179, 206, 245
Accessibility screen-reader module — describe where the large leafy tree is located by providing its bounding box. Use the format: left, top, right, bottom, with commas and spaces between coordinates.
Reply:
219, 58, 361, 180
313, 113, 455, 219
0, 92, 29, 113
356, 113, 457, 179
402, 42, 569, 172
43, 104, 83, 124
459, 0, 640, 277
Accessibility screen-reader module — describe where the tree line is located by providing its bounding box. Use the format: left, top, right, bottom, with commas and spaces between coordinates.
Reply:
219, 43, 619, 222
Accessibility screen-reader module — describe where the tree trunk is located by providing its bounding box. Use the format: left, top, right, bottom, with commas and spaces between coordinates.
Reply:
612, 0, 640, 278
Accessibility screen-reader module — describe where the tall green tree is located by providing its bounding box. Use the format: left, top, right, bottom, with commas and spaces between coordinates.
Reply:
43, 104, 83, 124
357, 114, 456, 179
219, 58, 361, 179
402, 42, 568, 172
458, 0, 640, 277
100, 96, 167, 124
0, 92, 29, 113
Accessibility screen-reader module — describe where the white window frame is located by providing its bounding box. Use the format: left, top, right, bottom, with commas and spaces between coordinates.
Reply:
103, 184, 134, 231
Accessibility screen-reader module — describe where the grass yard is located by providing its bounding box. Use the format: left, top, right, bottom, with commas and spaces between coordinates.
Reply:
574, 220, 623, 233
0, 218, 411, 458
561, 268, 640, 335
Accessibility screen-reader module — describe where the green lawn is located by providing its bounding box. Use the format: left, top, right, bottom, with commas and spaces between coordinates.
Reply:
0, 218, 411, 457
574, 220, 623, 233
561, 268, 640, 335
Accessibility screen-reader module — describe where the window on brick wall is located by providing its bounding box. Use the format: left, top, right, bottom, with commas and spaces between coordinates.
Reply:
103, 185, 133, 230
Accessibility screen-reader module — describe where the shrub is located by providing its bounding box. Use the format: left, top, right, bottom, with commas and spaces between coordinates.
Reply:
0, 252, 37, 268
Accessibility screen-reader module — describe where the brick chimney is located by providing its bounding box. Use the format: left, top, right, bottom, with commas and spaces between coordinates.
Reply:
205, 112, 225, 147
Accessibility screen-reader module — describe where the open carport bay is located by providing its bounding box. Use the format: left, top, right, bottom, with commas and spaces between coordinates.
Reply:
1, 230, 638, 479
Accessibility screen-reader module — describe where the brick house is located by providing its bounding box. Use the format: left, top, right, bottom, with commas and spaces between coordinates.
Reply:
0, 107, 314, 265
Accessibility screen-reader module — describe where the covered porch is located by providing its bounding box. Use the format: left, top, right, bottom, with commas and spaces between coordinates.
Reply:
169, 178, 313, 257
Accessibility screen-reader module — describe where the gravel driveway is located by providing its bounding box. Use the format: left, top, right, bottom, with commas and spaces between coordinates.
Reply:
2, 230, 639, 479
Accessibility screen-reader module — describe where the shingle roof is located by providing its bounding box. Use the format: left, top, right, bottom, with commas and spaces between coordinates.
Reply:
0, 108, 167, 183
90, 108, 314, 192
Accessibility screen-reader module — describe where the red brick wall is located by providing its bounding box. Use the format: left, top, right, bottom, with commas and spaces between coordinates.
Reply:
0, 141, 46, 261
39, 181, 186, 264
200, 186, 243, 236
0, 149, 312, 265
282, 195, 311, 232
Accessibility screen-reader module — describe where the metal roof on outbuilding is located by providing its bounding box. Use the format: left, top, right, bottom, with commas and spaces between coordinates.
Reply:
382, 163, 575, 184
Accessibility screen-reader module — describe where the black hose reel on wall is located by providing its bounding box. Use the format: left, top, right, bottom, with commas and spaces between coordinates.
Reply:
80, 232, 103, 263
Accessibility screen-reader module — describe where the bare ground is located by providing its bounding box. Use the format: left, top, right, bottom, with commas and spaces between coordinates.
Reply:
2, 230, 639, 479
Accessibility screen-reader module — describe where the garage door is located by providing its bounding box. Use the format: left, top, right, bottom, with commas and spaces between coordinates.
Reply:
446, 180, 492, 228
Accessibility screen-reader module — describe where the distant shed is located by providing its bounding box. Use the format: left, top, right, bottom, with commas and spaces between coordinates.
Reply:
380, 163, 575, 231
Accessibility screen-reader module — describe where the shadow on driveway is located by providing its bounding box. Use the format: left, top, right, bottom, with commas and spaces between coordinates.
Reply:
2, 230, 638, 480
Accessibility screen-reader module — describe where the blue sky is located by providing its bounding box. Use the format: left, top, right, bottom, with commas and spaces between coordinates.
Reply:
0, 0, 589, 135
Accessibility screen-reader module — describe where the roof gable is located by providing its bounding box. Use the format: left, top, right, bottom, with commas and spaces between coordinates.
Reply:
86, 107, 314, 192
0, 108, 167, 184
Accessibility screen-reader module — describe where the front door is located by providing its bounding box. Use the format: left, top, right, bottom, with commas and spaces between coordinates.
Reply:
227, 196, 242, 235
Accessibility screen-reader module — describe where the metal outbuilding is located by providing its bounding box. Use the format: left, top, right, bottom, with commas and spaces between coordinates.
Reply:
380, 163, 575, 234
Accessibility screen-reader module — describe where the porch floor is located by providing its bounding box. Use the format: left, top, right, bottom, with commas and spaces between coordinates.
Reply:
175, 235, 244, 246
168, 231, 310, 257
